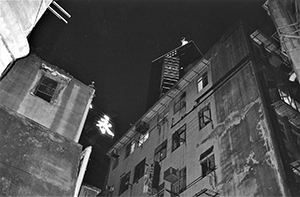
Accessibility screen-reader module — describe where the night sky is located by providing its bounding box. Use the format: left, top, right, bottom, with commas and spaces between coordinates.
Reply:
28, 0, 270, 189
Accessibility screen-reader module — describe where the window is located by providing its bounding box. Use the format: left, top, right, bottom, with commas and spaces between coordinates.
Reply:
138, 132, 149, 146
172, 124, 186, 151
157, 182, 165, 197
197, 72, 208, 92
174, 92, 186, 114
34, 75, 58, 102
200, 146, 215, 177
171, 167, 186, 197
125, 141, 135, 158
112, 157, 119, 170
134, 158, 146, 183
154, 140, 167, 162
119, 172, 130, 195
198, 104, 211, 130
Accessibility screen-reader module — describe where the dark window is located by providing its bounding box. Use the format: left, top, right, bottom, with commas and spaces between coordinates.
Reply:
134, 158, 146, 183
171, 167, 186, 197
157, 190, 164, 197
174, 92, 186, 114
112, 157, 119, 170
198, 104, 211, 130
34, 75, 58, 102
200, 146, 215, 177
197, 72, 208, 92
172, 124, 186, 151
157, 182, 165, 197
119, 172, 130, 195
154, 140, 167, 162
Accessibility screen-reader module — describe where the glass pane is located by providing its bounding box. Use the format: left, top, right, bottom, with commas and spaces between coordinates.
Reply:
41, 77, 58, 89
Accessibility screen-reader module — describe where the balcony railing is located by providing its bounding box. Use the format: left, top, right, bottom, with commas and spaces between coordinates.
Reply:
271, 87, 300, 128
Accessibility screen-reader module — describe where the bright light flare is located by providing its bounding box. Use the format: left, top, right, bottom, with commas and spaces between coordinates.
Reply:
96, 115, 114, 137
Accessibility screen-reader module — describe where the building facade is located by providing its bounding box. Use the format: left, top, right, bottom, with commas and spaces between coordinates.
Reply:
105, 21, 300, 196
0, 54, 95, 196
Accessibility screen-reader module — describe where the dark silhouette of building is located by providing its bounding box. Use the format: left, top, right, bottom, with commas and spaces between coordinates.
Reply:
146, 39, 202, 110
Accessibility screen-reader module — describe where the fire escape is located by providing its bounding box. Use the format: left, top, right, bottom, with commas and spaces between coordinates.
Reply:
251, 19, 300, 183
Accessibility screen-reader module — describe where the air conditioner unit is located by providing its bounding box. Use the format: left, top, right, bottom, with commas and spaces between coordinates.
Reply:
135, 121, 149, 134
164, 167, 178, 183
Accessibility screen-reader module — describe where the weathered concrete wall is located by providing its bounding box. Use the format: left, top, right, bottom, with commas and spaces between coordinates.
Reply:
214, 62, 288, 196
0, 105, 82, 196
208, 22, 250, 84
0, 54, 94, 141
0, 0, 52, 75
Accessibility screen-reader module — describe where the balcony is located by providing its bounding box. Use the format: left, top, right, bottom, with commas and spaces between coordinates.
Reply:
272, 89, 300, 128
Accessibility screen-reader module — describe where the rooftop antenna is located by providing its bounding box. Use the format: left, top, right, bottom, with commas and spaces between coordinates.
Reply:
48, 1, 71, 24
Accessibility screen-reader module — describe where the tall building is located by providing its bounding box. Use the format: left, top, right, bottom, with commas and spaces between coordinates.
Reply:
146, 39, 202, 110
104, 20, 300, 196
0, 54, 95, 196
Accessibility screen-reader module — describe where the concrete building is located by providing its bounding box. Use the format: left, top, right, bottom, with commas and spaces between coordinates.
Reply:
146, 40, 202, 110
105, 21, 300, 196
0, 54, 95, 196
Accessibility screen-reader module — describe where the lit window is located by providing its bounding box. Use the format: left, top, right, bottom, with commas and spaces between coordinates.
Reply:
200, 146, 215, 177
119, 172, 130, 195
34, 75, 58, 102
174, 92, 186, 114
154, 140, 167, 162
197, 72, 208, 92
139, 132, 149, 146
171, 167, 186, 197
278, 88, 300, 112
125, 141, 135, 158
198, 104, 211, 130
172, 124, 186, 151
134, 158, 146, 183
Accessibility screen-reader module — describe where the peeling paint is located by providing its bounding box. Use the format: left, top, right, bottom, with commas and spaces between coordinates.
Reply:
216, 97, 261, 138
256, 117, 287, 196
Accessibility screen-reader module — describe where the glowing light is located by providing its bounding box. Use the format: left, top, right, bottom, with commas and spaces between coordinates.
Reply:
96, 115, 114, 137
289, 72, 297, 82
181, 37, 188, 46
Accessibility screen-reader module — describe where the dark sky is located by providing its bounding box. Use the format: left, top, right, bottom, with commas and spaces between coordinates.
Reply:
28, 0, 270, 188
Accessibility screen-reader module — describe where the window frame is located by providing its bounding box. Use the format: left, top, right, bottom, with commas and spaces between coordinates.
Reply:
172, 124, 186, 152
197, 72, 208, 92
119, 171, 130, 195
33, 74, 59, 103
199, 146, 215, 177
198, 104, 211, 130
112, 157, 119, 170
154, 140, 167, 162
138, 132, 149, 146
174, 92, 186, 114
200, 154, 215, 177
125, 141, 136, 158
133, 158, 146, 183
171, 167, 186, 197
